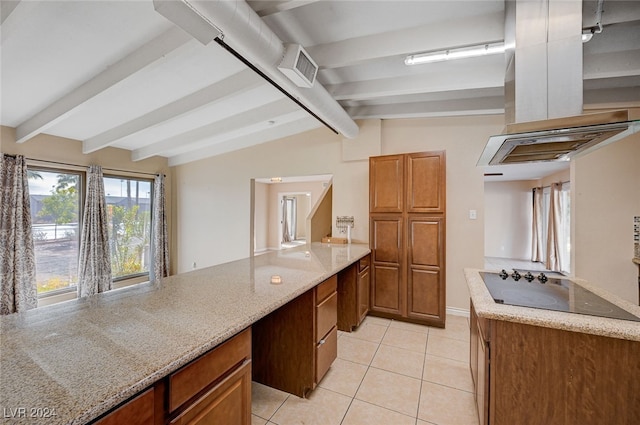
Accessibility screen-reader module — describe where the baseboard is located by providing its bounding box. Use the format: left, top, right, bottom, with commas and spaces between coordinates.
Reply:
446, 306, 470, 318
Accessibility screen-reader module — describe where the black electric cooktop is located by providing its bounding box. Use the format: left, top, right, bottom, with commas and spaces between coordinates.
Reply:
480, 270, 640, 322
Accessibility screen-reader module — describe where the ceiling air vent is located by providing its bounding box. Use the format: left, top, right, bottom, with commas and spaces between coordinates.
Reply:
278, 44, 318, 88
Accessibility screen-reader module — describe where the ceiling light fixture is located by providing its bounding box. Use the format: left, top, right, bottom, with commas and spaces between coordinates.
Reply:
581, 30, 594, 43
405, 42, 505, 66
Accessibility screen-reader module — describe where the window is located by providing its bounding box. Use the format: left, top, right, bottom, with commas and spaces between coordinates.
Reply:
558, 182, 571, 274
104, 176, 152, 280
540, 186, 550, 259
27, 168, 153, 296
532, 182, 571, 273
28, 169, 81, 295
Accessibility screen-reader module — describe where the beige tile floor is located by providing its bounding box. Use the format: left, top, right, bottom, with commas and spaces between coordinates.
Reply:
251, 314, 479, 425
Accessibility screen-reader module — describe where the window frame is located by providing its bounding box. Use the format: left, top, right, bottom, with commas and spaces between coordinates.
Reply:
27, 165, 155, 301
103, 173, 154, 283
28, 166, 84, 298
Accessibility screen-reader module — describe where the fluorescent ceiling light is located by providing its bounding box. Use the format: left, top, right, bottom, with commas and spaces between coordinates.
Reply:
405, 42, 505, 66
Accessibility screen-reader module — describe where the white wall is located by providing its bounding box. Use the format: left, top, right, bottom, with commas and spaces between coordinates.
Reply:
253, 182, 269, 252
173, 115, 504, 311
174, 124, 356, 273
266, 181, 325, 249
173, 101, 638, 305
381, 117, 502, 310
572, 132, 640, 303
484, 181, 534, 259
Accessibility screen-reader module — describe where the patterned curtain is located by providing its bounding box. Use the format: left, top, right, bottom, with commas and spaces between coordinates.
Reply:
545, 183, 563, 272
531, 187, 544, 262
0, 154, 37, 314
152, 174, 169, 281
77, 165, 112, 297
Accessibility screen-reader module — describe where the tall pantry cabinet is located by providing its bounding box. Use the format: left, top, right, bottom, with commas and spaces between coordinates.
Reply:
369, 151, 446, 327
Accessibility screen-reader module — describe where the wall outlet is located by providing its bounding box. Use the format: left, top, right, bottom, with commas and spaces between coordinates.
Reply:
469, 209, 477, 220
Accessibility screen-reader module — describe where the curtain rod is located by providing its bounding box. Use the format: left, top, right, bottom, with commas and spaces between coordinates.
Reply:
533, 180, 570, 190
3, 154, 163, 177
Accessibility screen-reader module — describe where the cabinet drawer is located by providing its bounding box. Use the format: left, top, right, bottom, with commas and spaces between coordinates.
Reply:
316, 292, 337, 342
169, 328, 251, 413
316, 327, 337, 384
316, 275, 337, 304
94, 387, 154, 425
169, 360, 251, 425
358, 255, 370, 272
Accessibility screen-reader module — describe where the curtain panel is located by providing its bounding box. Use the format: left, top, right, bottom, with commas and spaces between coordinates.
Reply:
545, 183, 563, 272
531, 187, 544, 263
282, 197, 292, 243
152, 174, 169, 281
0, 154, 38, 314
77, 165, 112, 297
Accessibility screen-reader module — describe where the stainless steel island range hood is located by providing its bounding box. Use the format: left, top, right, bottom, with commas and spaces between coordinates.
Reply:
478, 0, 639, 168
478, 109, 639, 166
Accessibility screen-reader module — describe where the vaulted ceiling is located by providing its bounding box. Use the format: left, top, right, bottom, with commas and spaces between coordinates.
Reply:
2, 1, 639, 174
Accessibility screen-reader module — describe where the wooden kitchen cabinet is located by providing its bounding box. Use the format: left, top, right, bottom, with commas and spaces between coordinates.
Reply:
168, 328, 251, 425
169, 360, 251, 425
357, 256, 370, 323
407, 216, 445, 321
406, 152, 445, 213
369, 151, 446, 327
470, 303, 490, 425
370, 215, 403, 315
469, 299, 640, 425
369, 154, 404, 213
93, 387, 155, 425
91, 329, 252, 425
252, 275, 338, 397
337, 254, 371, 331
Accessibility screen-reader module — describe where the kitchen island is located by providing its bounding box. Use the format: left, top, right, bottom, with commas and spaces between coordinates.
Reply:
0, 243, 370, 425
465, 268, 640, 425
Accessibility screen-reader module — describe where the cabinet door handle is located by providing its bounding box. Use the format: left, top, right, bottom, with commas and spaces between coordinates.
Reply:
318, 339, 326, 345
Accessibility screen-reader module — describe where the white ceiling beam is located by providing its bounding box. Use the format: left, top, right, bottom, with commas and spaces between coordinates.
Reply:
584, 86, 640, 109
345, 96, 505, 120
306, 12, 504, 69
0, 0, 21, 25
168, 116, 320, 166
249, 0, 320, 17
131, 97, 299, 161
84, 69, 262, 153
584, 49, 640, 80
14, 26, 192, 144
163, 109, 308, 157
326, 63, 504, 102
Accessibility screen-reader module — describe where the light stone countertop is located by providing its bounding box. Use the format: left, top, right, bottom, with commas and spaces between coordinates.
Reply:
465, 268, 640, 342
0, 243, 370, 425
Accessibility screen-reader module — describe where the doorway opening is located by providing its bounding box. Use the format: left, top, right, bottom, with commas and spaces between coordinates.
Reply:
251, 174, 332, 254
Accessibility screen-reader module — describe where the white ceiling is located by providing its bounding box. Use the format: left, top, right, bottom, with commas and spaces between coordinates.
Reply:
2, 0, 639, 181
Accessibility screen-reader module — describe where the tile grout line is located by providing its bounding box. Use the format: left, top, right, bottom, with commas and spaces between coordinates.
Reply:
415, 328, 430, 423
263, 392, 289, 424
338, 317, 391, 424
